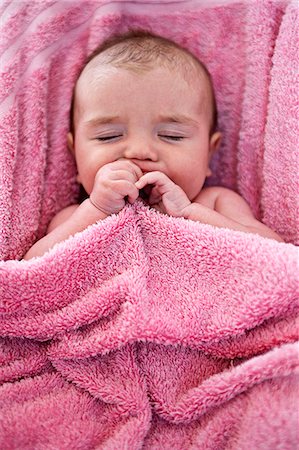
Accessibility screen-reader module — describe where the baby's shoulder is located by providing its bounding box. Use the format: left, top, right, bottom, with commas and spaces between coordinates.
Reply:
195, 186, 231, 209
47, 204, 79, 233
197, 186, 255, 218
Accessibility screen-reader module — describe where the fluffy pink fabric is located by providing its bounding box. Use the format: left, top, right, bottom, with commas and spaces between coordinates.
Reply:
0, 0, 298, 448
0, 203, 298, 448
0, 0, 298, 261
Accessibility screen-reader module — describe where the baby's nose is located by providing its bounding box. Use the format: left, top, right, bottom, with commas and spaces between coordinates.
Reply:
124, 138, 158, 161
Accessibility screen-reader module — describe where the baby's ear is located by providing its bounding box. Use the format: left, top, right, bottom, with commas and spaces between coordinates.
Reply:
67, 132, 75, 154
206, 132, 221, 177
67, 132, 81, 183
209, 131, 222, 156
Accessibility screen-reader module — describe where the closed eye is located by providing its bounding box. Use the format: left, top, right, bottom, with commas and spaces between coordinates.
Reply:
96, 135, 123, 142
159, 135, 185, 141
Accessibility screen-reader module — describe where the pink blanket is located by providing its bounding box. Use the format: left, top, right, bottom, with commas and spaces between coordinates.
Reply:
0, 1, 298, 448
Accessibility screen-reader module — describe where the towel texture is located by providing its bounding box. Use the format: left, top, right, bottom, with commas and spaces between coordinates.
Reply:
0, 0, 298, 448
0, 0, 298, 261
0, 202, 298, 449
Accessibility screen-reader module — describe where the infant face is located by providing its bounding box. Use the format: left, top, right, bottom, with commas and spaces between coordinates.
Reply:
70, 64, 218, 202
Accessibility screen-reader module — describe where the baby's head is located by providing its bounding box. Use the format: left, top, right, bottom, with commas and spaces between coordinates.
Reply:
70, 30, 218, 136
68, 30, 221, 201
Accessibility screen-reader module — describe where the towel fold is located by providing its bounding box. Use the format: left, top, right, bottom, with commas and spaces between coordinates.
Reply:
0, 203, 298, 448
0, 0, 298, 448
0, 0, 298, 261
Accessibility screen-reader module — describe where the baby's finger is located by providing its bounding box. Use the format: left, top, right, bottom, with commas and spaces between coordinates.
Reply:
125, 184, 140, 204
135, 171, 166, 189
135, 173, 153, 189
146, 184, 161, 204
117, 159, 143, 181
107, 169, 140, 184
111, 179, 139, 205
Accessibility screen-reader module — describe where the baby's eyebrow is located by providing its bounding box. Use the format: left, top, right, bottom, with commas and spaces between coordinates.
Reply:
84, 116, 121, 127
83, 114, 199, 128
157, 114, 198, 125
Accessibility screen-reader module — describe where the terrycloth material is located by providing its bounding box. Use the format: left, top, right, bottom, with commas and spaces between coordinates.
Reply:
0, 0, 298, 262
0, 202, 298, 449
0, 0, 298, 448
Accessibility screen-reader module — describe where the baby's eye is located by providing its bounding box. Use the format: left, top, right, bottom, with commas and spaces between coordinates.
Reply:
96, 135, 123, 142
159, 135, 185, 141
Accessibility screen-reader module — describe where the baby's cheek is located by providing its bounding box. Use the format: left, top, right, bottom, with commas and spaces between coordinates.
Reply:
171, 174, 189, 194
79, 169, 97, 195
186, 166, 208, 197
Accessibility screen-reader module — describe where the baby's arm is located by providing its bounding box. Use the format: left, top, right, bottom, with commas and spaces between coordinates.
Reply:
23, 200, 107, 260
23, 160, 142, 259
187, 187, 284, 242
136, 172, 283, 242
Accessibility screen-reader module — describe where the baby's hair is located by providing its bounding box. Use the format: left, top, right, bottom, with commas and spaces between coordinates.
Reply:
69, 29, 218, 135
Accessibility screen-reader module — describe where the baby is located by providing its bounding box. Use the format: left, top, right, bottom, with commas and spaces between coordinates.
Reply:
24, 31, 283, 259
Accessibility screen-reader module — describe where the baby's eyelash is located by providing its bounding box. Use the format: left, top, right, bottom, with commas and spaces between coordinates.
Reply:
159, 135, 185, 141
96, 134, 184, 142
96, 135, 122, 141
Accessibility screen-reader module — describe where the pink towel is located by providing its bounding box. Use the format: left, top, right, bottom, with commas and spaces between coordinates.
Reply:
0, 202, 298, 448
0, 1, 298, 448
0, 0, 298, 261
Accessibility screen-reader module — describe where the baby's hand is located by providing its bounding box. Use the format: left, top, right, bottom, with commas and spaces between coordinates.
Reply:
135, 171, 191, 217
90, 160, 143, 215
